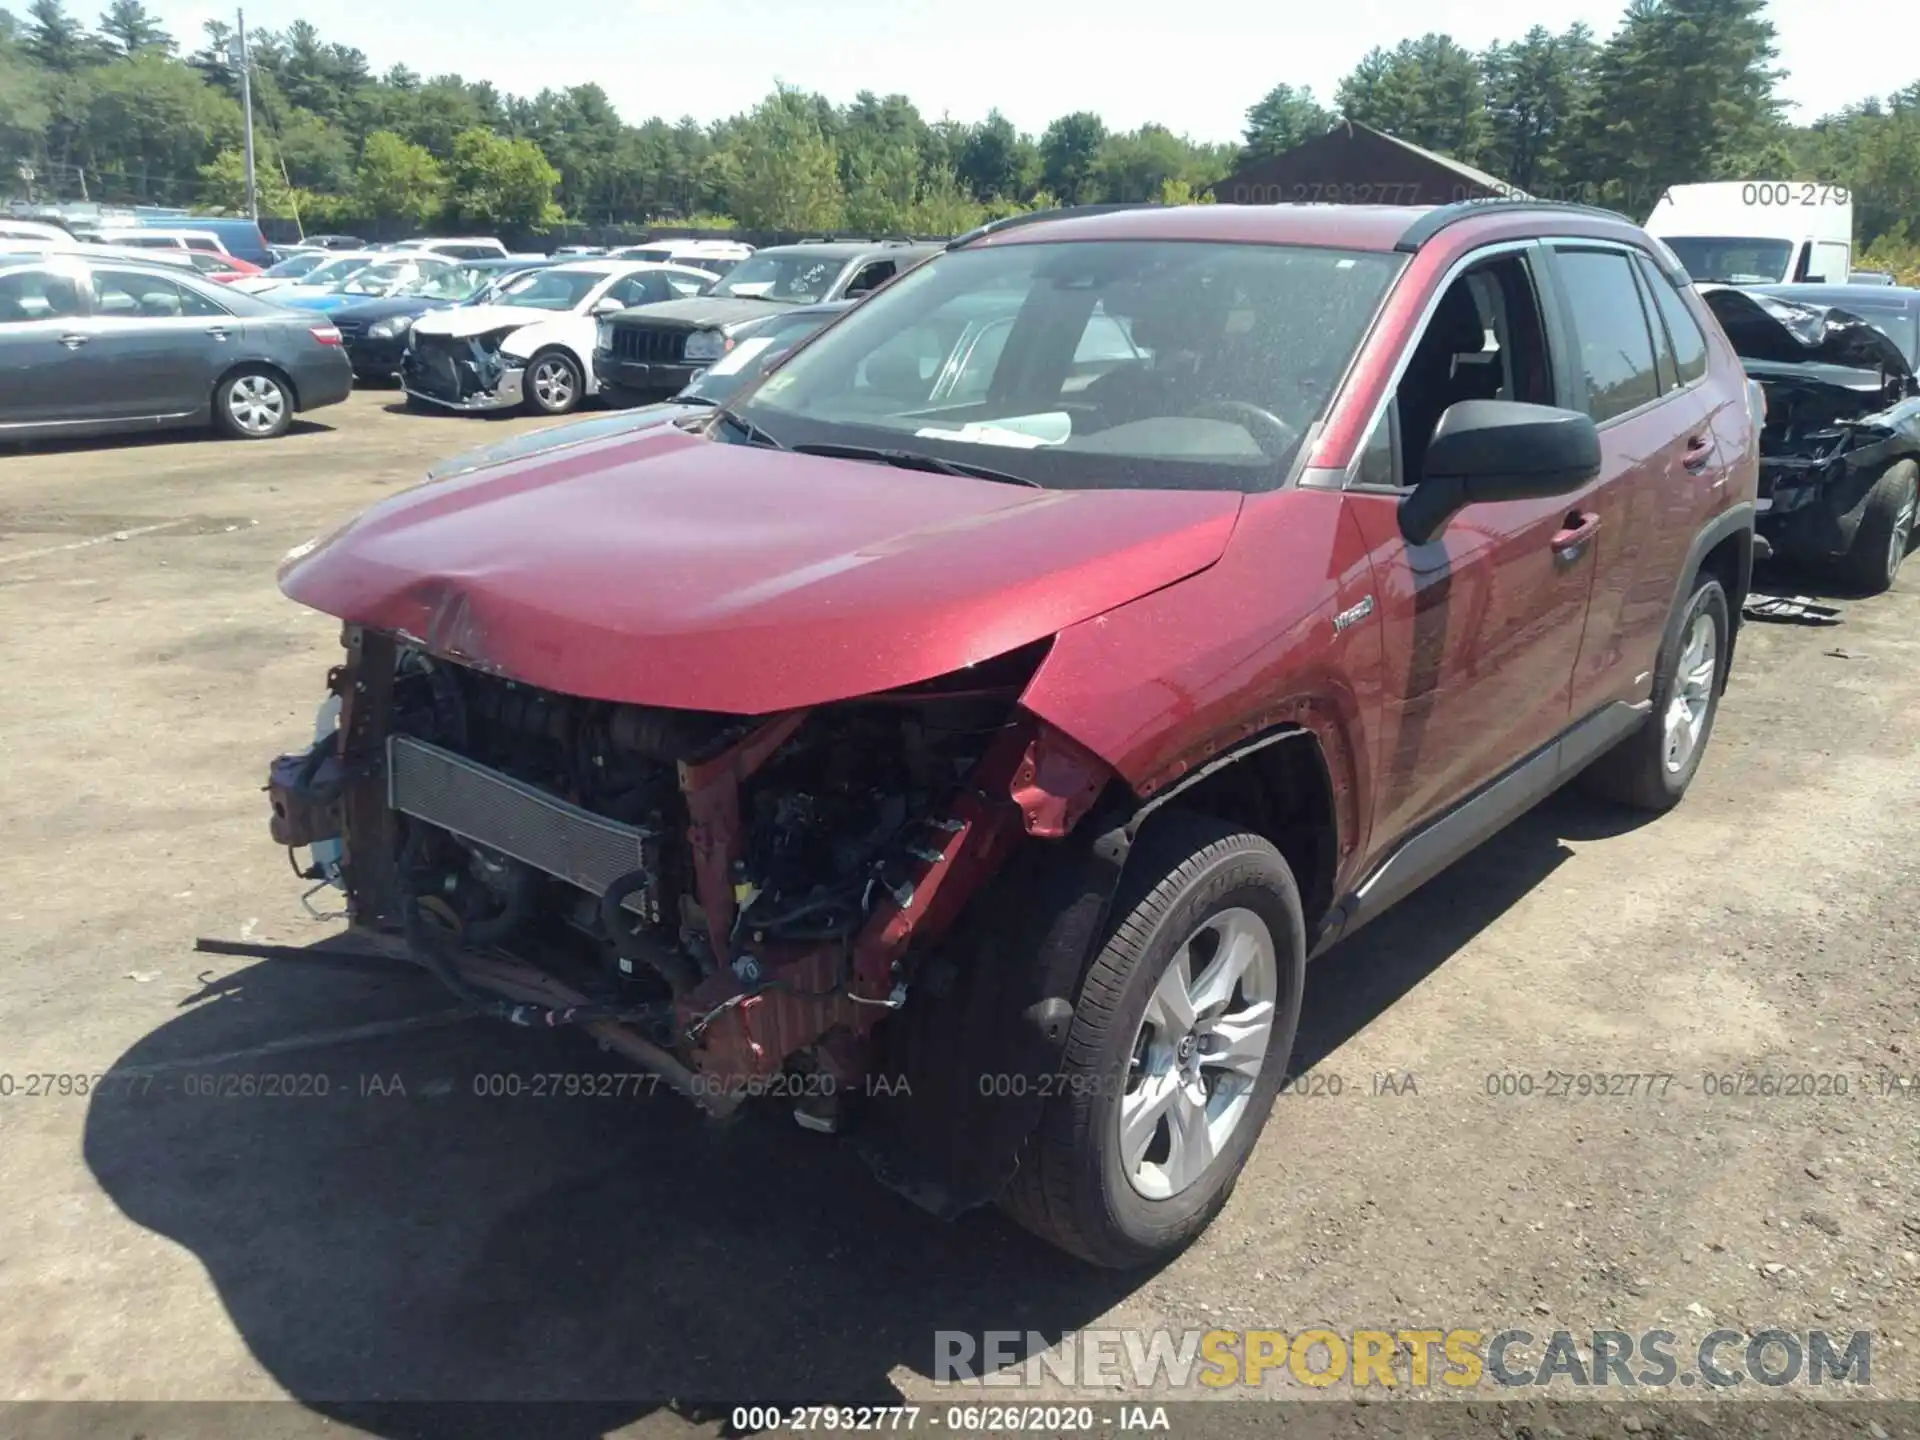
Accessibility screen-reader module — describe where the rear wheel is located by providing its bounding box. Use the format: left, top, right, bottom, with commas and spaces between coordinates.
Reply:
1838, 458, 1917, 594
523, 349, 583, 416
998, 811, 1304, 1268
212, 366, 292, 439
1575, 575, 1728, 811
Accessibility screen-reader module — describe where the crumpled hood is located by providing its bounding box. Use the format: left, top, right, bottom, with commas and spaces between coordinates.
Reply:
1700, 286, 1914, 377
412, 304, 552, 338
280, 427, 1243, 713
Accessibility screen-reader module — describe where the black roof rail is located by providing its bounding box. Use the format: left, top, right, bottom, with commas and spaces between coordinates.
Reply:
947, 202, 1165, 251
1394, 197, 1637, 251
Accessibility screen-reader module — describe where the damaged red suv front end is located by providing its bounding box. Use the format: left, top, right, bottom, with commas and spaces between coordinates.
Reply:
267, 420, 1241, 1123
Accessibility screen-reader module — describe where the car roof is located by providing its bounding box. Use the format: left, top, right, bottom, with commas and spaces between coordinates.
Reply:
545, 259, 712, 276
754, 241, 942, 260
953, 200, 1653, 256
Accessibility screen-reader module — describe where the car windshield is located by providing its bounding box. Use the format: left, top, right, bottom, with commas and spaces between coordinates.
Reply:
710, 251, 847, 303
261, 253, 324, 278
494, 267, 605, 310
404, 264, 493, 301
681, 311, 842, 405
1664, 237, 1795, 285
730, 240, 1402, 492
340, 258, 446, 296
300, 255, 376, 287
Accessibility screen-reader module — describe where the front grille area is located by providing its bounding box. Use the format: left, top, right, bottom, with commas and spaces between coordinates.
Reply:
609, 326, 687, 364
387, 735, 653, 899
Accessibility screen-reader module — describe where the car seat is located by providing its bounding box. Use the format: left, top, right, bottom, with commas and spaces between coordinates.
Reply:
1398, 284, 1499, 482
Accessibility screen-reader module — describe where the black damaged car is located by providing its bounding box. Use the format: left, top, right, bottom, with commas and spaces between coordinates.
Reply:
1703, 283, 1920, 592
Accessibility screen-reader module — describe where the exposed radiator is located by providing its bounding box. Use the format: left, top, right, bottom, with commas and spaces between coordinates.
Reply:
386, 735, 654, 899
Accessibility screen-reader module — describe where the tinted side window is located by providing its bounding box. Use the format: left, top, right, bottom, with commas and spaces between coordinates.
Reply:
1553, 248, 1660, 423
0, 267, 85, 322
1631, 262, 1677, 392
1638, 258, 1709, 386
91, 269, 225, 318
843, 261, 895, 298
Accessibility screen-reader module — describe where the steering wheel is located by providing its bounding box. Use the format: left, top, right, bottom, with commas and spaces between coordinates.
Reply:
1185, 399, 1297, 457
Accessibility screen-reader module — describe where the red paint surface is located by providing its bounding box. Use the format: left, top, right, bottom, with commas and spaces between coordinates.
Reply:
279, 425, 1242, 714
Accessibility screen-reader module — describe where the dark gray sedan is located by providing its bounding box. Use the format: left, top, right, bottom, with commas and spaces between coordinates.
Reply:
0, 255, 353, 442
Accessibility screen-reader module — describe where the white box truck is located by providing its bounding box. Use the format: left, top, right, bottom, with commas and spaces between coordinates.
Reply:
1643, 181, 1853, 286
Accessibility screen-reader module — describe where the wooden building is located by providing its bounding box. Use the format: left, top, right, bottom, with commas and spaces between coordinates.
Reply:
1209, 118, 1526, 208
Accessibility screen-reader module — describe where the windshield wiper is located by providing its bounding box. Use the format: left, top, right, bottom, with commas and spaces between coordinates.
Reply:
711, 407, 784, 449
789, 442, 1043, 488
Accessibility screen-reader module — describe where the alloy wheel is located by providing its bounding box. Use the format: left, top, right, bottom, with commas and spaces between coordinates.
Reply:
531, 356, 576, 411
1118, 906, 1278, 1201
1662, 611, 1718, 775
1888, 487, 1916, 583
227, 374, 286, 435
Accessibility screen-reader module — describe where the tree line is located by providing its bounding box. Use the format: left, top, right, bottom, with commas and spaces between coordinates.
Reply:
0, 0, 1916, 276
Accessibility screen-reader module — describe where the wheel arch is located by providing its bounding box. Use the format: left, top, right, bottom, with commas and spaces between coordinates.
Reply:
214, 358, 300, 414
1671, 501, 1755, 690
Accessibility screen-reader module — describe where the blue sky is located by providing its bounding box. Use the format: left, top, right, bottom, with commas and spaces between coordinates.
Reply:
146, 0, 1905, 142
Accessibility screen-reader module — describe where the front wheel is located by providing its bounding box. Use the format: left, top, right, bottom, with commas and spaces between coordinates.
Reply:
1838, 458, 1917, 594
522, 349, 584, 416
998, 811, 1305, 1268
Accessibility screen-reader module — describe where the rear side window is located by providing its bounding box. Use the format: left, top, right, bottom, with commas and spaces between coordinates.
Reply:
1553, 247, 1661, 423
1630, 262, 1677, 392
1636, 257, 1709, 387
90, 268, 226, 318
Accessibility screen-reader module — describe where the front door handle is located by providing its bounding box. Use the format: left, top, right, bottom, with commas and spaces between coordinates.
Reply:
1551, 510, 1601, 563
206, 325, 231, 341
1682, 434, 1716, 473
58, 333, 88, 350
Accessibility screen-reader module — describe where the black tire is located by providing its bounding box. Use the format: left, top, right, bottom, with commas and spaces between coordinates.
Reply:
1838, 458, 1918, 594
522, 348, 584, 416
1575, 576, 1729, 812
998, 810, 1305, 1268
211, 365, 293, 440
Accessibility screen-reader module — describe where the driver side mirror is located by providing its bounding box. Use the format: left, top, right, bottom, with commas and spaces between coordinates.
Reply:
1397, 400, 1601, 546
590, 297, 625, 316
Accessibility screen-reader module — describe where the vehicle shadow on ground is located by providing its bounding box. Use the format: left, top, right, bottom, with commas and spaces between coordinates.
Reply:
1290, 786, 1643, 1074
1, 418, 334, 456
81, 787, 1623, 1431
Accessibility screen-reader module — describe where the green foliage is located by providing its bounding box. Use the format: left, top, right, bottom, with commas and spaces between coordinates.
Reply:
716, 86, 845, 232
1040, 111, 1107, 204
1241, 85, 1332, 164
445, 124, 561, 228
355, 128, 442, 226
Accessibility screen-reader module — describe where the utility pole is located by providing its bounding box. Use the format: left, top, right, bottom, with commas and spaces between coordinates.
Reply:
235, 9, 258, 220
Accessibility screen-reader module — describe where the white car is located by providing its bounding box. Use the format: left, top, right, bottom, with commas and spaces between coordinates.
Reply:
237, 249, 385, 300
386, 236, 510, 260
400, 260, 715, 415
610, 239, 755, 276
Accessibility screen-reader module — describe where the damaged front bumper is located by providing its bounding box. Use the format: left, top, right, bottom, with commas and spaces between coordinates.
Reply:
261, 627, 1116, 1148
400, 335, 524, 412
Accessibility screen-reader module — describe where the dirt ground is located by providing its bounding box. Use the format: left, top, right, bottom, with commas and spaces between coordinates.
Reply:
1, 389, 1917, 1438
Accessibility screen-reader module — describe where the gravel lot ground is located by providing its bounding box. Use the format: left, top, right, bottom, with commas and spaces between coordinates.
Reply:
0, 389, 1916, 1439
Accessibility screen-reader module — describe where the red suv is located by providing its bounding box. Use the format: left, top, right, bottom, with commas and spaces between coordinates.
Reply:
267, 200, 1758, 1268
